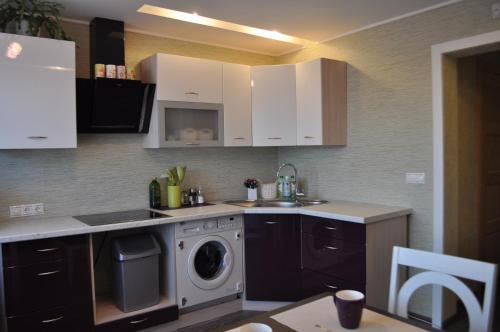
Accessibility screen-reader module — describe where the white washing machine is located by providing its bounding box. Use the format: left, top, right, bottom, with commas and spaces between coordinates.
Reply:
175, 215, 244, 310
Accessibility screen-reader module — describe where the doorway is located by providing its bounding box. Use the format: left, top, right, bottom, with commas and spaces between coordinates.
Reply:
432, 30, 500, 329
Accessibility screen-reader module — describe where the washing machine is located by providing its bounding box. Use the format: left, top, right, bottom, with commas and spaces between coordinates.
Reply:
175, 215, 244, 310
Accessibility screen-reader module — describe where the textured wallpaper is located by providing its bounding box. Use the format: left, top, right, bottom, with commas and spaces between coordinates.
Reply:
0, 135, 277, 220
276, 0, 500, 316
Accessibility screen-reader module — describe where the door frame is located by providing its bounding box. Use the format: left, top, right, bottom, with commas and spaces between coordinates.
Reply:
432, 29, 500, 328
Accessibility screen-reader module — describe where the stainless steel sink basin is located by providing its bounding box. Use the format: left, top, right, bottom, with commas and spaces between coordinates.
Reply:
224, 199, 328, 208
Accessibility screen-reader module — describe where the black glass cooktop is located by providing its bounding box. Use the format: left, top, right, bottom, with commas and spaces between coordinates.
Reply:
74, 209, 170, 226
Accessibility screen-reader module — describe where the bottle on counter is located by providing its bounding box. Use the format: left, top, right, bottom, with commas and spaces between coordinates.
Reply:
149, 177, 161, 209
277, 175, 284, 198
282, 176, 292, 199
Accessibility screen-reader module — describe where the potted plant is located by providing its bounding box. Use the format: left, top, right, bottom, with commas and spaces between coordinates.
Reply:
0, 0, 71, 40
244, 178, 259, 200
163, 166, 187, 209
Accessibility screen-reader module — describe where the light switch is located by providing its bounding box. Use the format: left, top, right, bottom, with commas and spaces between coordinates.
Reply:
406, 173, 425, 184
9, 203, 44, 217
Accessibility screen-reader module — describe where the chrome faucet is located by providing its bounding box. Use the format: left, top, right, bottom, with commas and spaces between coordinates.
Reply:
276, 163, 305, 198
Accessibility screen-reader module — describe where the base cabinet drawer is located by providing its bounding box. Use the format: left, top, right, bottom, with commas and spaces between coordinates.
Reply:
3, 236, 87, 267
301, 269, 365, 299
301, 215, 365, 244
7, 304, 93, 332
95, 305, 179, 332
302, 233, 365, 281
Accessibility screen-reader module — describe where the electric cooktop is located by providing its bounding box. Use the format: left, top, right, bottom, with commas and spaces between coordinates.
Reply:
74, 209, 171, 227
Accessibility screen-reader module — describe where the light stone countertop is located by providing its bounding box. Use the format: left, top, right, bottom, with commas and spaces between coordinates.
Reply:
0, 200, 412, 244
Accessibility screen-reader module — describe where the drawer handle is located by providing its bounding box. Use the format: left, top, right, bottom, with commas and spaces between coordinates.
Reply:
324, 246, 338, 251
304, 136, 315, 139
130, 318, 148, 324
185, 142, 200, 146
233, 137, 245, 140
41, 316, 64, 323
185, 91, 199, 95
36, 247, 59, 252
27, 136, 48, 139
265, 221, 279, 225
324, 226, 337, 231
37, 270, 59, 276
267, 137, 282, 140
324, 284, 338, 290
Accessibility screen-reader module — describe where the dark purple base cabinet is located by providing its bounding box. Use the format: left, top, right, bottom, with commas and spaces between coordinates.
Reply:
244, 214, 368, 302
3, 235, 94, 332
244, 214, 302, 301
301, 215, 366, 299
95, 305, 179, 332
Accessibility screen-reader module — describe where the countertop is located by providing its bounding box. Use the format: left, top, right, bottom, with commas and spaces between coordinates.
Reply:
0, 200, 412, 244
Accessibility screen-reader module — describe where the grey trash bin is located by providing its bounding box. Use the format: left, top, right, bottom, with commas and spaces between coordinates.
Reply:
112, 233, 162, 312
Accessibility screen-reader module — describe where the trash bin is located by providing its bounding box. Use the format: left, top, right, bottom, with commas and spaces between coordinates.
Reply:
112, 233, 162, 312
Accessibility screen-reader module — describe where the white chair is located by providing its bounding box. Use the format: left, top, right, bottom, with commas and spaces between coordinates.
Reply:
388, 246, 498, 332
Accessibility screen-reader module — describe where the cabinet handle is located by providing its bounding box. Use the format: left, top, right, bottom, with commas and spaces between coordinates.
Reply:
36, 247, 59, 252
265, 221, 279, 225
41, 316, 64, 324
185, 142, 200, 146
324, 284, 338, 290
233, 137, 245, 140
324, 226, 337, 231
37, 270, 60, 276
304, 136, 315, 139
27, 136, 48, 139
324, 246, 338, 251
130, 318, 148, 324
267, 137, 282, 140
185, 91, 199, 95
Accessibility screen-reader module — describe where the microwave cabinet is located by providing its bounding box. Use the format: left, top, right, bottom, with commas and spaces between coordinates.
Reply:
142, 53, 222, 104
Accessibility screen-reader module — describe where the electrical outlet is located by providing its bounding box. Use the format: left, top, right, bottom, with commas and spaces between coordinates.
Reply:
9, 203, 44, 218
492, 3, 500, 19
406, 173, 425, 185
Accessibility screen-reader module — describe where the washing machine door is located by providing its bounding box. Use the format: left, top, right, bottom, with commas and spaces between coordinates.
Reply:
187, 235, 234, 290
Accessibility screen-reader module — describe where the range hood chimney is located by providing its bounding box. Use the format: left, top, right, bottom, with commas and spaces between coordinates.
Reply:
90, 17, 125, 78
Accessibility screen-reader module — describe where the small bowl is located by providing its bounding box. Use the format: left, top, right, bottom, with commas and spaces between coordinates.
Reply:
236, 323, 272, 332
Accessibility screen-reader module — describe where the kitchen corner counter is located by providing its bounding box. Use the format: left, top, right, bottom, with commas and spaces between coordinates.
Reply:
0, 200, 411, 244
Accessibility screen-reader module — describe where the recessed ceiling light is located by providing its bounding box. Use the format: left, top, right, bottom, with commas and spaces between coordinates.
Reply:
137, 4, 313, 46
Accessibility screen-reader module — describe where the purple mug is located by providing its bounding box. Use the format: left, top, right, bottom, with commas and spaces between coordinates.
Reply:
334, 290, 365, 329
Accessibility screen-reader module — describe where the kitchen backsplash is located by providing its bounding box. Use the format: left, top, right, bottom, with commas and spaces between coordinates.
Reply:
0, 135, 277, 221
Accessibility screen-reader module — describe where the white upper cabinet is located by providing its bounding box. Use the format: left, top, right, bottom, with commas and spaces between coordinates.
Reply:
296, 58, 347, 146
145, 54, 223, 103
0, 33, 76, 149
251, 64, 297, 146
223, 63, 252, 147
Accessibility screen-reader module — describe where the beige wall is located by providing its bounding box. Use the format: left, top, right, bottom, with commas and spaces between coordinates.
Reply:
275, 0, 500, 316
61, 21, 276, 79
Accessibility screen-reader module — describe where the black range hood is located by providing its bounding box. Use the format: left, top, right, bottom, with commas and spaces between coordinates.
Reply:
76, 17, 155, 133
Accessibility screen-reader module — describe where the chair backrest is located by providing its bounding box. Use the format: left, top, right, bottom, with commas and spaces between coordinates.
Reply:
388, 246, 498, 332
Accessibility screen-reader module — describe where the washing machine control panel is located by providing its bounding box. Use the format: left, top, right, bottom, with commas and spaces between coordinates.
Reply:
175, 215, 243, 238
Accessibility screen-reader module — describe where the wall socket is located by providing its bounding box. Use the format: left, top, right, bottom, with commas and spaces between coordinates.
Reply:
10, 203, 44, 218
406, 173, 425, 185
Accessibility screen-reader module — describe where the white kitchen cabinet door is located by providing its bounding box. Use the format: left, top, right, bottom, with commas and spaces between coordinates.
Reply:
296, 58, 347, 146
156, 54, 222, 103
0, 33, 76, 149
251, 65, 297, 146
223, 63, 252, 146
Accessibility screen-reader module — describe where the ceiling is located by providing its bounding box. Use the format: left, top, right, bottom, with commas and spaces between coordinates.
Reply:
58, 0, 458, 55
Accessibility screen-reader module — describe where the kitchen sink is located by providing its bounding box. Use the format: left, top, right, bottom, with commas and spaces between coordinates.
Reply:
224, 199, 328, 208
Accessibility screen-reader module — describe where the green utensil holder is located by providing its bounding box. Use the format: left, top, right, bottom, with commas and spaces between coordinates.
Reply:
167, 185, 181, 208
